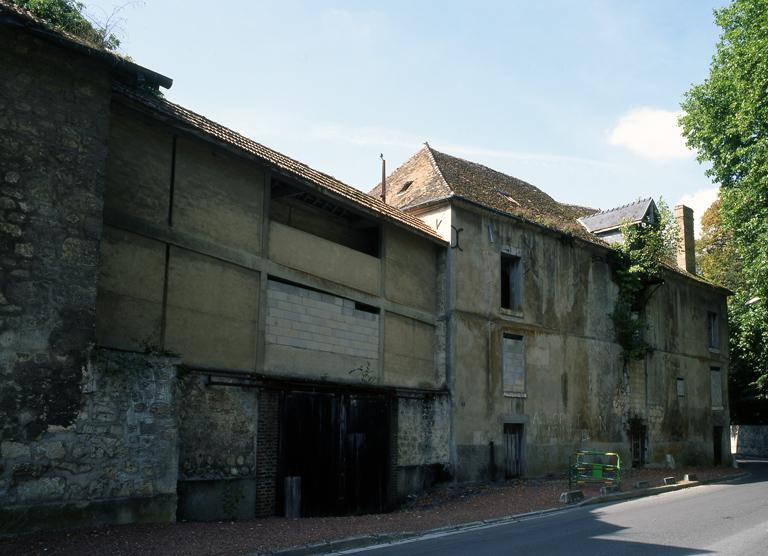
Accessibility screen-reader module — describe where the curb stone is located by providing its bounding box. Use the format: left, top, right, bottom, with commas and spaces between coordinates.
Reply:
260, 472, 749, 555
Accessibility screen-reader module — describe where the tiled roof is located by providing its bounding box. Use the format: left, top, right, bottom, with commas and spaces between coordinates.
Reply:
578, 198, 656, 233
114, 85, 445, 244
370, 145, 600, 243
0, 0, 171, 89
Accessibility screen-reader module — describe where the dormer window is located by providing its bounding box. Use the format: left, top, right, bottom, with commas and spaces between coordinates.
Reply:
397, 181, 413, 195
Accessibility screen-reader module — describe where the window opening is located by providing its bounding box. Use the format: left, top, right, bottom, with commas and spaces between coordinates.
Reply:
707, 312, 720, 349
501, 254, 522, 311
397, 181, 413, 195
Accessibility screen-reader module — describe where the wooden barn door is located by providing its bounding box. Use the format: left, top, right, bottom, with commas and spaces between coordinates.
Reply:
280, 390, 390, 516
504, 423, 523, 478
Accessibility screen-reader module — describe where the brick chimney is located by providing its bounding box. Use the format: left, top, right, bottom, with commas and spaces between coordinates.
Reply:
675, 205, 695, 273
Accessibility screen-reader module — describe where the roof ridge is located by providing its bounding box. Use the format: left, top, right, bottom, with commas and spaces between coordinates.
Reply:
427, 145, 555, 198
422, 142, 453, 196
589, 197, 652, 216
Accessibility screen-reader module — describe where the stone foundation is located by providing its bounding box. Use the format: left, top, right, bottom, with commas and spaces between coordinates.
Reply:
0, 349, 178, 535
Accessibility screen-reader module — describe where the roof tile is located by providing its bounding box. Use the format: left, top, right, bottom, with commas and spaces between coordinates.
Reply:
371, 145, 600, 243
113, 85, 445, 244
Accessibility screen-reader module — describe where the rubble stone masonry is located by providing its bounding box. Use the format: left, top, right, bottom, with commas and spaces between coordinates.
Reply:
0, 27, 178, 532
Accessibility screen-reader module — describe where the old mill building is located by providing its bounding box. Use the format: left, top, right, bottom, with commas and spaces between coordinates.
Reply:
0, 2, 730, 534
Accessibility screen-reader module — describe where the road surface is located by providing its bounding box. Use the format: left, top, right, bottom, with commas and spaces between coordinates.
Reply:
347, 459, 768, 556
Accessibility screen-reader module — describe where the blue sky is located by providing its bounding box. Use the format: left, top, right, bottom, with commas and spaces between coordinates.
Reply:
86, 0, 727, 235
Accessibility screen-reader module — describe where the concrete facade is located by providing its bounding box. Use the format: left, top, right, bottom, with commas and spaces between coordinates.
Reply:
0, 4, 731, 535
373, 144, 731, 483
0, 7, 450, 531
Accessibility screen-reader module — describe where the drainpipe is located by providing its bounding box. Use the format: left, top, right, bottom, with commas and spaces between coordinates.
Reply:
380, 154, 386, 203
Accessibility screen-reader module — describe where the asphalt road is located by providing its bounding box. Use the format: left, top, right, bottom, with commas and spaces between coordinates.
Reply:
347, 460, 768, 556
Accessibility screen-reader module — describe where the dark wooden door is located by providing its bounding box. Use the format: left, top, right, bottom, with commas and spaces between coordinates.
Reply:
344, 395, 389, 514
280, 390, 390, 516
713, 426, 723, 465
281, 392, 340, 516
630, 422, 647, 467
504, 423, 523, 478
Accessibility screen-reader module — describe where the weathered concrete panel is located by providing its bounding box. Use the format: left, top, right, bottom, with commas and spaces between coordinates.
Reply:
397, 395, 450, 466
164, 247, 259, 369
95, 226, 166, 351
451, 206, 615, 338
384, 225, 437, 312
264, 344, 379, 385
177, 479, 256, 522
383, 313, 435, 389
174, 137, 264, 254
105, 104, 172, 224
269, 222, 380, 295
414, 204, 452, 243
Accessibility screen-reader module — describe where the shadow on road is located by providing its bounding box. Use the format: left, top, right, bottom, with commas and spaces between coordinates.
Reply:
728, 458, 768, 483
364, 505, 714, 556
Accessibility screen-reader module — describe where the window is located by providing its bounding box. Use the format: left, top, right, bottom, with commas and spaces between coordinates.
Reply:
711, 367, 723, 409
707, 312, 720, 350
501, 253, 522, 311
397, 181, 413, 195
676, 377, 686, 398
503, 333, 525, 395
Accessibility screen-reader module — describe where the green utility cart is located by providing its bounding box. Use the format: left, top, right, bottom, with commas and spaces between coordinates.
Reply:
569, 451, 621, 489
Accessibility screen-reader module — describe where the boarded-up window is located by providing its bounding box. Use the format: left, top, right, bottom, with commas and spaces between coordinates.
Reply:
711, 367, 723, 409
503, 333, 525, 395
676, 377, 686, 397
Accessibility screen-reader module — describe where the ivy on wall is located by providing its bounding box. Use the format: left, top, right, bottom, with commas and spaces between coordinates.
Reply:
610, 199, 678, 362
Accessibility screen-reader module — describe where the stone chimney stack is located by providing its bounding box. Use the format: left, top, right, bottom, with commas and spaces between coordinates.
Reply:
675, 205, 695, 273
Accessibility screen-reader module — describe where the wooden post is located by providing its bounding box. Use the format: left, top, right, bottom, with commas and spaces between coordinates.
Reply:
284, 476, 301, 518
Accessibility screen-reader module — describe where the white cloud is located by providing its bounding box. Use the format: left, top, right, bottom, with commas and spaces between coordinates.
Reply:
609, 107, 694, 161
677, 187, 719, 238
311, 124, 615, 168
444, 145, 617, 169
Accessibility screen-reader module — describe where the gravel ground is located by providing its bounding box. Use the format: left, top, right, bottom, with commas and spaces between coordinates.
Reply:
1, 466, 742, 556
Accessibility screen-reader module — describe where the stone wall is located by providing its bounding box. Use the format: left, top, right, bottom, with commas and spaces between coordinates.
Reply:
0, 349, 178, 534
176, 374, 259, 521
731, 425, 768, 457
0, 23, 110, 445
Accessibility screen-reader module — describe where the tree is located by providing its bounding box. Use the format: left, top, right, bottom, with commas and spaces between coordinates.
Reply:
696, 197, 741, 291
11, 0, 121, 50
680, 0, 768, 399
695, 198, 768, 422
